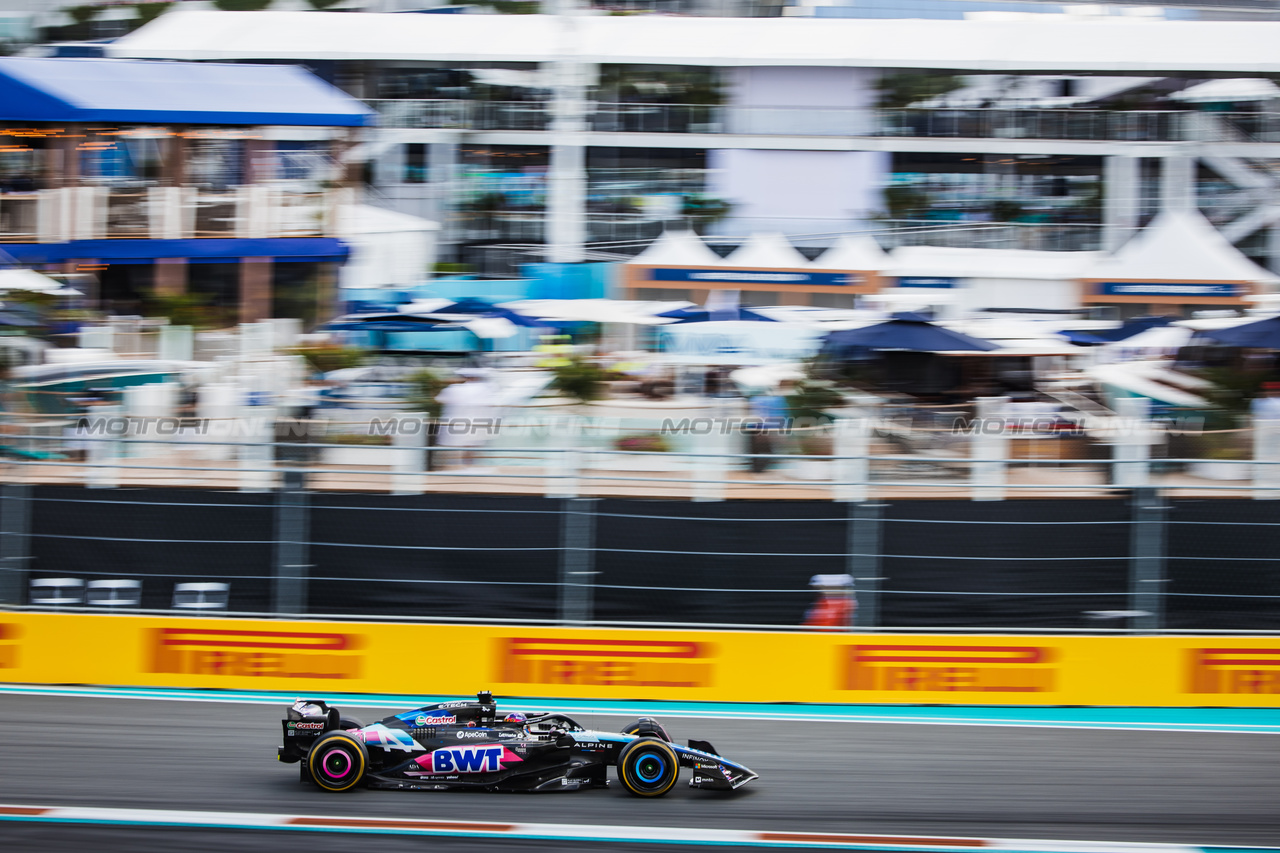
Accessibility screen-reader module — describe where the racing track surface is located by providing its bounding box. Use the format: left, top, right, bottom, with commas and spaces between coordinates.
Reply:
0, 694, 1276, 851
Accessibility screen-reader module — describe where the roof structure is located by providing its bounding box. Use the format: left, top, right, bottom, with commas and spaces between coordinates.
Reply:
1085, 211, 1280, 283
890, 245, 1100, 280
627, 230, 723, 267
812, 235, 893, 272
112, 10, 1280, 74
0, 56, 374, 126
722, 233, 810, 269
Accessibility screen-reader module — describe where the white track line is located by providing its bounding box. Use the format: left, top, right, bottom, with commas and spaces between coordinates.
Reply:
0, 803, 1252, 852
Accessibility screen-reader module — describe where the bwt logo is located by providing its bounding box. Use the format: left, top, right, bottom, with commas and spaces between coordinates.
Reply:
1187, 648, 1280, 695
413, 745, 522, 774
148, 628, 363, 680
498, 637, 713, 689
842, 645, 1056, 693
0, 622, 18, 669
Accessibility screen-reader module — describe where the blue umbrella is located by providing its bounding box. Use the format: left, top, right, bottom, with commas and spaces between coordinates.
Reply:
823, 312, 1000, 353
656, 305, 777, 324
423, 298, 544, 328
1092, 315, 1176, 343
1200, 316, 1280, 348
323, 313, 454, 332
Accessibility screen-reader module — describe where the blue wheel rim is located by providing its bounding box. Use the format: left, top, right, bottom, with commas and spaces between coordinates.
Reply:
635, 752, 666, 784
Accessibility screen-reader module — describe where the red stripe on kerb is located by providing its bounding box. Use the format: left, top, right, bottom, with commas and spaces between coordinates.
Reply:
159, 629, 350, 651
509, 638, 701, 658
851, 645, 1044, 664
759, 831, 986, 847
288, 817, 514, 832
0, 806, 50, 816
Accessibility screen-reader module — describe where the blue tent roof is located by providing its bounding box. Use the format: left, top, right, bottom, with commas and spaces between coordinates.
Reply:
1200, 316, 1280, 349
823, 313, 1000, 353
0, 57, 375, 127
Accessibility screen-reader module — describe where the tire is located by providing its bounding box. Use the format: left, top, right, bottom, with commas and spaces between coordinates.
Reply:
617, 737, 679, 797
339, 716, 365, 731
620, 717, 671, 742
307, 731, 368, 793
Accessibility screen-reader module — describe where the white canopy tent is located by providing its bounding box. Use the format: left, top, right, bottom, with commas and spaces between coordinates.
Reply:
722, 232, 811, 269
337, 204, 440, 290
626, 230, 722, 267
0, 268, 80, 296
811, 235, 893, 273
1084, 210, 1280, 285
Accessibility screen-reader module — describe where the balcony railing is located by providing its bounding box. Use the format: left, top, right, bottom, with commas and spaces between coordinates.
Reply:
368, 100, 1280, 144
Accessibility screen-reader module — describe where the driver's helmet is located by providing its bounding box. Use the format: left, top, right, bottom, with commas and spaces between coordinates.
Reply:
503, 712, 527, 724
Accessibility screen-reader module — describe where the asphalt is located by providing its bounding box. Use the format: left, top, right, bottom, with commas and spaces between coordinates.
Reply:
0, 694, 1275, 851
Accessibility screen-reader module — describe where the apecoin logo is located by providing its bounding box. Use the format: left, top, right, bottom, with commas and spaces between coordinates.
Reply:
498, 637, 713, 689
841, 644, 1056, 693
148, 628, 363, 679
1187, 647, 1280, 695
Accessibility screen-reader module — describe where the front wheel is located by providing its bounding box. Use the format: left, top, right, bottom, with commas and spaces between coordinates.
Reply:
307, 731, 368, 792
617, 737, 679, 797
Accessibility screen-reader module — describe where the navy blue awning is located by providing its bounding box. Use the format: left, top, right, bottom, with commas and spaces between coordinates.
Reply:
0, 57, 374, 127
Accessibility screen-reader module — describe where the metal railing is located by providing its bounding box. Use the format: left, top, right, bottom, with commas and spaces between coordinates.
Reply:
367, 100, 1280, 143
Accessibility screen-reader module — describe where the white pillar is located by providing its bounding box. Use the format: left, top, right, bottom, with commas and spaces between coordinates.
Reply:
1160, 154, 1196, 215
239, 405, 275, 493
1104, 154, 1140, 252
392, 413, 426, 496
1253, 419, 1280, 499
1111, 396, 1151, 488
547, 416, 581, 498
544, 5, 590, 264
971, 396, 1009, 501
86, 404, 121, 489
833, 417, 870, 503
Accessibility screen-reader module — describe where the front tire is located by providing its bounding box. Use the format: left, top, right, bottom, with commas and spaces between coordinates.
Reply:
307, 731, 368, 792
617, 737, 679, 797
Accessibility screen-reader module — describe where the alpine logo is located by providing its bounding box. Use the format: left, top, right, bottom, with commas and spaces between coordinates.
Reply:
411, 745, 523, 774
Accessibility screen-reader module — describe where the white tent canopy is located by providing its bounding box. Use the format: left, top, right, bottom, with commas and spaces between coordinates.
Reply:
628, 230, 722, 267
811, 235, 893, 272
0, 268, 78, 295
114, 11, 1280, 75
1170, 78, 1280, 103
722, 232, 810, 269
1085, 211, 1280, 284
337, 204, 439, 290
890, 245, 1100, 280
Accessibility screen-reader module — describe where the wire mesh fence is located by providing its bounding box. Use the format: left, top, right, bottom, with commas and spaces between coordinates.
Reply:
2, 483, 1278, 633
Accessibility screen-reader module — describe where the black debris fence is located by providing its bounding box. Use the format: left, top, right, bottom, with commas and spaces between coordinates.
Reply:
0, 484, 1278, 632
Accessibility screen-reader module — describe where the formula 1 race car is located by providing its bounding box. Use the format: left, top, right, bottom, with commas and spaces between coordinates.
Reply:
277, 691, 757, 796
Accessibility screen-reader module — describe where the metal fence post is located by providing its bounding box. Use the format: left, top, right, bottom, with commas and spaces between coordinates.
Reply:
0, 483, 31, 605
1129, 486, 1166, 632
559, 497, 596, 624
848, 501, 884, 629
273, 471, 310, 616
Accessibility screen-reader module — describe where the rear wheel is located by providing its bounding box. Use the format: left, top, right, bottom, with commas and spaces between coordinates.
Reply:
617, 737, 679, 797
307, 731, 368, 793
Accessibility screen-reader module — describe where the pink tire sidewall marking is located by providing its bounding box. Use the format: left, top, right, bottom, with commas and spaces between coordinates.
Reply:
319, 747, 351, 780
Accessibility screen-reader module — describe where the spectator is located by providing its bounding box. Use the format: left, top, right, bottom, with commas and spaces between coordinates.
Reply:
436, 368, 499, 470
746, 379, 792, 473
803, 574, 855, 630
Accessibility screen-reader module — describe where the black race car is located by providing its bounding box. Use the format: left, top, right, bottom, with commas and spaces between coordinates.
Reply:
277, 691, 757, 797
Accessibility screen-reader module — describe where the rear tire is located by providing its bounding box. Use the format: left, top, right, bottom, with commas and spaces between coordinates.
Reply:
339, 716, 365, 731
618, 737, 679, 797
307, 731, 368, 793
